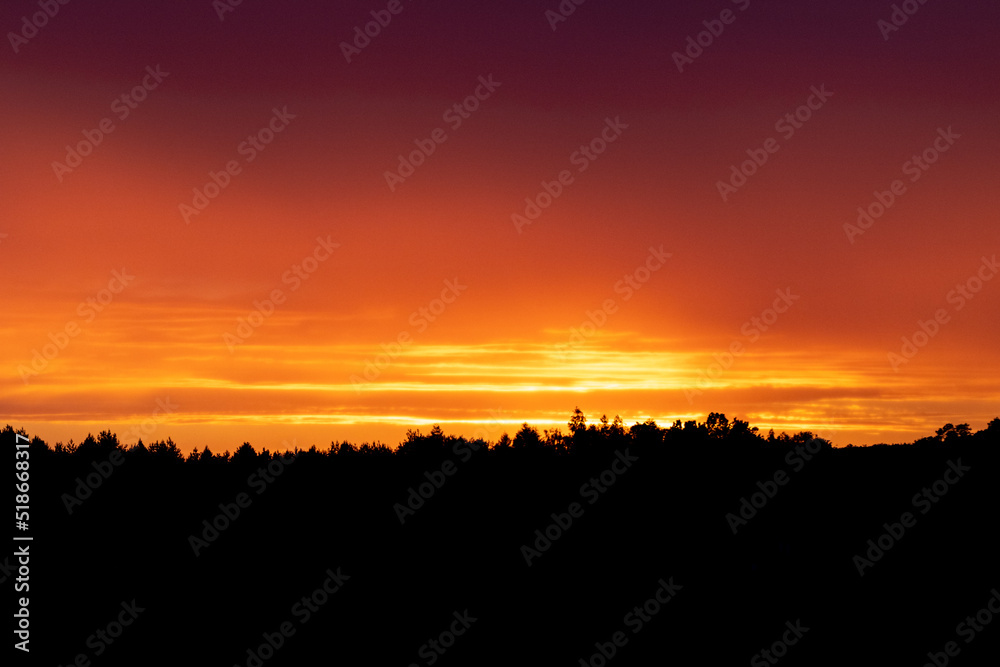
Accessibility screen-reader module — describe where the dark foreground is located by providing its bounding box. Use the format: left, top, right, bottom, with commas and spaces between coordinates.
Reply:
7, 418, 1000, 666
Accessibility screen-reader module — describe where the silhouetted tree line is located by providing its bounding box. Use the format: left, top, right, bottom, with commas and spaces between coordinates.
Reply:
6, 410, 999, 464
7, 410, 1000, 666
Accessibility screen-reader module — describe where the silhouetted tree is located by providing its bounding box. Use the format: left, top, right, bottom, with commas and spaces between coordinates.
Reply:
728, 419, 762, 447
67, 430, 120, 460
597, 414, 610, 434
629, 419, 662, 447
148, 438, 183, 462
543, 427, 568, 452
127, 439, 149, 461
231, 442, 258, 466
494, 432, 512, 451
332, 440, 356, 456
705, 412, 730, 438
513, 423, 543, 450
568, 407, 586, 435
397, 425, 447, 457
936, 423, 972, 442
356, 442, 392, 457
791, 431, 815, 445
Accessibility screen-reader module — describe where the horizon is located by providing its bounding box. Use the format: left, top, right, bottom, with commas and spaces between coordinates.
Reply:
13, 408, 999, 454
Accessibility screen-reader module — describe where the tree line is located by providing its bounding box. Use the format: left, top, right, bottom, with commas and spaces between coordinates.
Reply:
5, 409, 998, 464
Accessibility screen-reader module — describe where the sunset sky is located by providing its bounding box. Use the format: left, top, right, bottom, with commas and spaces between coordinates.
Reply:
2, 0, 997, 451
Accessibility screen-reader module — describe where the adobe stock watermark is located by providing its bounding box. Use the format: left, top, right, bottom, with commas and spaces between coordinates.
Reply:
512, 116, 628, 234
852, 458, 970, 576
672, 0, 752, 72
124, 396, 180, 443
844, 127, 960, 243
750, 620, 810, 667
233, 567, 350, 667
54, 600, 145, 666
51, 66, 170, 183
393, 409, 505, 524
577, 578, 682, 667
223, 236, 339, 352
213, 0, 248, 22
520, 449, 638, 566
384, 74, 501, 192
407, 610, 477, 667
716, 85, 832, 202
7, 0, 72, 54
725, 435, 826, 534
878, 0, 933, 41
923, 588, 1000, 667
17, 268, 135, 384
469, 407, 509, 445
340, 0, 417, 63
60, 450, 125, 515
179, 106, 296, 224
888, 254, 996, 371
685, 287, 799, 402
12, 547, 29, 652
350, 278, 467, 391
188, 447, 297, 556
556, 246, 671, 359
544, 0, 587, 31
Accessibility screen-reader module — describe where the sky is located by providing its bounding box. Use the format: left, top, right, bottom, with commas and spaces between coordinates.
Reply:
2, 0, 998, 451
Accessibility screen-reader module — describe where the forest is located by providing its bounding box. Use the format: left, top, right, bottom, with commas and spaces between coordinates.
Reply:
6, 410, 999, 666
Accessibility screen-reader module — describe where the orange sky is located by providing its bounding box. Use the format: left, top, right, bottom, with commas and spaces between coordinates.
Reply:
2, 1, 998, 451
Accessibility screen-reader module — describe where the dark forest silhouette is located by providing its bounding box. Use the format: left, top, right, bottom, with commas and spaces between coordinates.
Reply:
20, 410, 1000, 464
7, 410, 1000, 666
